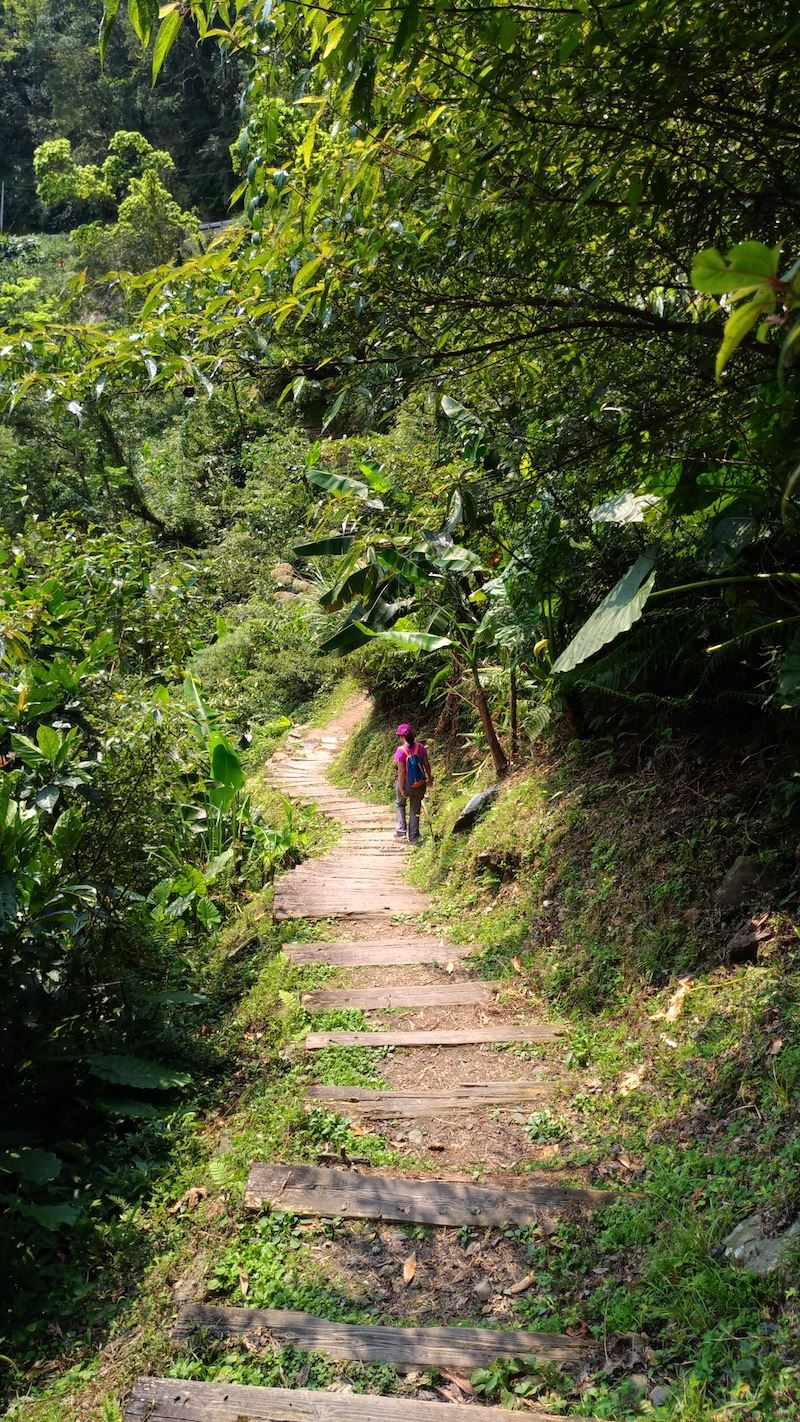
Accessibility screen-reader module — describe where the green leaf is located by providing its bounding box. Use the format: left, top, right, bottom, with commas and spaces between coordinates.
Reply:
99, 0, 122, 65
10, 1199, 81, 1231
0, 1148, 62, 1185
354, 459, 395, 494
777, 634, 800, 707
51, 808, 84, 858
319, 564, 374, 611
318, 620, 375, 655
306, 467, 371, 500
293, 534, 356, 557
98, 1099, 163, 1120
692, 242, 781, 296
372, 628, 452, 652
209, 735, 245, 792
127, 0, 157, 47
35, 724, 61, 763
145, 989, 208, 1005
552, 556, 656, 674
321, 389, 346, 432
375, 545, 427, 584
87, 1054, 191, 1089
151, 8, 182, 85
716, 291, 776, 379
392, 0, 420, 58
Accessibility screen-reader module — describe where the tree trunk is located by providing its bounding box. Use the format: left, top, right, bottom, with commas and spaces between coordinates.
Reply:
510, 665, 518, 758
472, 669, 509, 779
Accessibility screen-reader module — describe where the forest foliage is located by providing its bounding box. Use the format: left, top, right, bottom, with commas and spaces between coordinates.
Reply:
2, 0, 800, 1414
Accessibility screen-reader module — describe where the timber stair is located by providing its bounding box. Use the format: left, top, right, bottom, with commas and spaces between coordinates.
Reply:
244, 1162, 613, 1223
125, 696, 605, 1420
126, 1378, 596, 1419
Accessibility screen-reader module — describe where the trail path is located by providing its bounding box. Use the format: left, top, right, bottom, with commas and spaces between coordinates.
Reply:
128, 697, 607, 1420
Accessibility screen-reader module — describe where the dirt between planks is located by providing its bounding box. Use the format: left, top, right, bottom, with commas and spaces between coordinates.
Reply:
306, 1217, 549, 1328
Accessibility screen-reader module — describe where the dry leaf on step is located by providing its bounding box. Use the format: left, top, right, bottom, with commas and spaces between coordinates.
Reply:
664, 976, 693, 1023
511, 956, 523, 974
238, 1271, 249, 1298
440, 1369, 476, 1396
402, 1253, 418, 1285
768, 1037, 783, 1055
505, 1271, 536, 1296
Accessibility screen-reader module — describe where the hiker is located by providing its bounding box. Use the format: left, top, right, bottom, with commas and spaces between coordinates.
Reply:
394, 723, 433, 844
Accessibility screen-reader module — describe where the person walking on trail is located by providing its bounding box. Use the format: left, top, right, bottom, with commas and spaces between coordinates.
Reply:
394, 723, 433, 844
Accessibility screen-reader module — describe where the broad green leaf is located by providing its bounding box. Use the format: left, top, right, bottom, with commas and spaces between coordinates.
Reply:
0, 1148, 61, 1185
293, 534, 355, 557
392, 0, 420, 58
98, 1099, 163, 1119
306, 467, 371, 500
9, 1198, 81, 1231
321, 389, 346, 432
151, 8, 182, 85
372, 628, 452, 652
35, 724, 61, 763
692, 242, 781, 296
51, 808, 84, 858
209, 735, 245, 792
375, 545, 427, 584
354, 459, 396, 494
87, 1053, 191, 1089
777, 634, 800, 707
552, 556, 656, 674
319, 564, 374, 611
318, 620, 374, 655
716, 291, 776, 380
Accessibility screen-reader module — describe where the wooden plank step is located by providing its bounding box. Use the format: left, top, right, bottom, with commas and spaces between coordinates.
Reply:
126, 1376, 593, 1420
302, 982, 498, 1010
304, 1024, 563, 1048
173, 1304, 590, 1368
244, 1163, 612, 1223
284, 939, 468, 967
305, 1081, 550, 1116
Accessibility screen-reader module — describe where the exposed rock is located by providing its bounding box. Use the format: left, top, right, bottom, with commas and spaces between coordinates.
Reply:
723, 1212, 800, 1277
270, 561, 294, 585
473, 1277, 494, 1301
650, 1385, 672, 1408
476, 848, 521, 879
290, 576, 314, 594
725, 911, 773, 965
452, 785, 499, 833
275, 590, 297, 603
715, 855, 761, 914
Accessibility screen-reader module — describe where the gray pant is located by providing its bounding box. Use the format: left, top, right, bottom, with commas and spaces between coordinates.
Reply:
396, 782, 425, 842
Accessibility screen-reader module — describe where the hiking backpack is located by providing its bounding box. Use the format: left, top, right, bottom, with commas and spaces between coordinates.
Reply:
403, 744, 426, 790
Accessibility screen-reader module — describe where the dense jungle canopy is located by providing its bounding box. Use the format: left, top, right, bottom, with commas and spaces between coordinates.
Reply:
1, 2, 800, 1419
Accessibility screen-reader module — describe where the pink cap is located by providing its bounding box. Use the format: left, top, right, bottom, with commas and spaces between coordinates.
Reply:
396, 723, 413, 736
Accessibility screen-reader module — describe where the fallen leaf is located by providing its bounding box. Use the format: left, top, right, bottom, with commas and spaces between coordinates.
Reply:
618, 1063, 647, 1097
661, 1035, 679, 1048
617, 1153, 635, 1171
168, 1186, 208, 1215
402, 1253, 417, 1285
665, 977, 693, 1023
505, 1271, 536, 1296
511, 956, 523, 974
440, 1368, 476, 1396
238, 1271, 249, 1298
768, 1037, 783, 1056
446, 961, 455, 974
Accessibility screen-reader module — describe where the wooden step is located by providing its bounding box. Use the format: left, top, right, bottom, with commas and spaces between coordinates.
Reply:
302, 981, 499, 1010
173, 1304, 591, 1369
284, 939, 468, 967
305, 1081, 550, 1116
126, 1376, 593, 1419
305, 1024, 562, 1048
245, 1163, 612, 1223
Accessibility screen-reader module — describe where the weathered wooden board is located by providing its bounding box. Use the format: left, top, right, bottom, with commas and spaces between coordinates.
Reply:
304, 1024, 562, 1048
125, 1376, 592, 1420
305, 1081, 550, 1116
302, 982, 498, 1010
284, 939, 468, 967
173, 1305, 590, 1368
244, 1163, 612, 1222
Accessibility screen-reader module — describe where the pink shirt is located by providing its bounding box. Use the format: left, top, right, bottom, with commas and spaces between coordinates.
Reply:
395, 741, 427, 768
